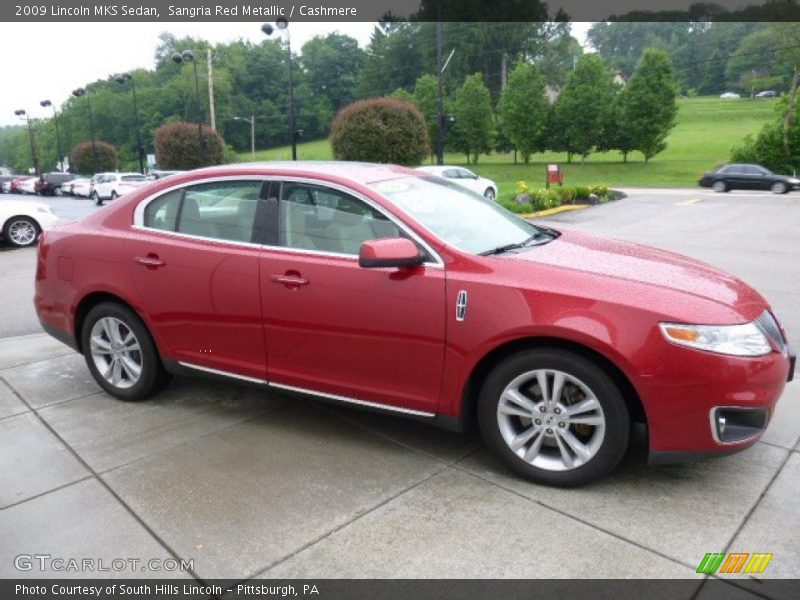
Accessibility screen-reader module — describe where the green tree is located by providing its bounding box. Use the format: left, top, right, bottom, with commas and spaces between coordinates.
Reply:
498, 62, 548, 163
453, 74, 494, 164
624, 48, 679, 162
391, 88, 415, 104
413, 74, 438, 158
301, 33, 365, 112
553, 54, 616, 162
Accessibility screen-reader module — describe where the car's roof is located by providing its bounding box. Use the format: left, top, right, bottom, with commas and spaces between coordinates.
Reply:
206, 161, 419, 185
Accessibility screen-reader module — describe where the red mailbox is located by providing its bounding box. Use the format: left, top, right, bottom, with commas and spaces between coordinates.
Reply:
546, 163, 563, 188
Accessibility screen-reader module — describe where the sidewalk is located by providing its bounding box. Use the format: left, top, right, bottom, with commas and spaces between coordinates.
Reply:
0, 333, 797, 595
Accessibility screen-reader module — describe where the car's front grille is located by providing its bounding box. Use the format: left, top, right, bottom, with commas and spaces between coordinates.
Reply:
755, 310, 787, 353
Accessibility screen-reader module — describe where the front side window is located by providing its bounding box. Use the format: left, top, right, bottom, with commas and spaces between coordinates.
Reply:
279, 182, 401, 255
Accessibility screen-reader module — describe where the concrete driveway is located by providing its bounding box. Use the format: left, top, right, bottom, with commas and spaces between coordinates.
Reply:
0, 188, 797, 596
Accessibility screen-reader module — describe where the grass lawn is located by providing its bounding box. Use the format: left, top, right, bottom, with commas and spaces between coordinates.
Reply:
241, 96, 778, 198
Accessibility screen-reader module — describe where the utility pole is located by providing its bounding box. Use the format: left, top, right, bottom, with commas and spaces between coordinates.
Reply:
436, 16, 444, 165
207, 49, 216, 130
249, 115, 255, 158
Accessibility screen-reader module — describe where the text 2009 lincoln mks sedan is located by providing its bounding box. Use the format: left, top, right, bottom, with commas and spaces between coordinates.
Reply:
34, 162, 795, 486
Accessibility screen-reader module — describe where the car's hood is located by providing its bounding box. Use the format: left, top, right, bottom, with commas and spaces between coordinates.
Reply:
504, 229, 766, 321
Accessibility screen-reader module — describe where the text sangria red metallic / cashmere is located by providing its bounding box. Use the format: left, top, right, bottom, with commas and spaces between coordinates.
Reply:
34, 163, 794, 486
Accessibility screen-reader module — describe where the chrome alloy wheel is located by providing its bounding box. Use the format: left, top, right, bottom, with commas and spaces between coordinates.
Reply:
8, 219, 37, 246
496, 369, 606, 471
89, 317, 142, 389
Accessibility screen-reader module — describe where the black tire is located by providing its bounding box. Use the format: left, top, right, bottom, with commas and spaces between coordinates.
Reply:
81, 302, 169, 401
771, 181, 788, 194
3, 215, 40, 248
711, 180, 728, 193
111, 191, 118, 200
484, 187, 496, 201
478, 348, 630, 487
92, 191, 103, 206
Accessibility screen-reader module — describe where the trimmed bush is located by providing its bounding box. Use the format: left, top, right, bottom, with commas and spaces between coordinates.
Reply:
575, 185, 592, 199
330, 97, 430, 165
590, 184, 609, 198
557, 186, 577, 204
499, 198, 533, 214
71, 141, 118, 174
154, 122, 225, 170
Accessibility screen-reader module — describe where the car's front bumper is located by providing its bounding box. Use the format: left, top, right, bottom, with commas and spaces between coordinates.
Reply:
641, 342, 793, 460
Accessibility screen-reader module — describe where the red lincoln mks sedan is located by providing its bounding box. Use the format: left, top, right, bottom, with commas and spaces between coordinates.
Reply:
34, 162, 794, 486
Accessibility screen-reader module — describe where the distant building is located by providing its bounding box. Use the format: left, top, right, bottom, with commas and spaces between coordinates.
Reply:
613, 71, 628, 86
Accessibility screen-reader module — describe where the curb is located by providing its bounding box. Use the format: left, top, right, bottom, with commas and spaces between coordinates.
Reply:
522, 204, 589, 219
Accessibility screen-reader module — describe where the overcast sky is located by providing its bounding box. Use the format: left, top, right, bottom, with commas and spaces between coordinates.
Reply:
0, 21, 590, 128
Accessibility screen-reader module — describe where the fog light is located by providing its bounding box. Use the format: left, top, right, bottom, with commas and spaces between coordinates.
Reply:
712, 408, 768, 443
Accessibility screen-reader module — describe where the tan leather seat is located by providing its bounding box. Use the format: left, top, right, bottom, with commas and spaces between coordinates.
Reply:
284, 201, 316, 250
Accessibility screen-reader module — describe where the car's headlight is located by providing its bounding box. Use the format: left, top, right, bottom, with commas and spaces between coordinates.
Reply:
659, 322, 772, 356
788, 178, 800, 184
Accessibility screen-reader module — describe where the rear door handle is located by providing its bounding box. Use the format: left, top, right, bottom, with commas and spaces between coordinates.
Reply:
136, 256, 165, 268
270, 274, 309, 286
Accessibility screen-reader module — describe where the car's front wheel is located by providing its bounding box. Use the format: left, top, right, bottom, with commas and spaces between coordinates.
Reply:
484, 187, 496, 201
81, 302, 169, 401
478, 348, 630, 487
712, 180, 728, 193
92, 191, 102, 205
771, 182, 788, 194
3, 216, 39, 247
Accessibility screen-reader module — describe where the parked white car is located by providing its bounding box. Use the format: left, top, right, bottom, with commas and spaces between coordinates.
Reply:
720, 92, 741, 99
70, 178, 93, 198
19, 176, 39, 195
91, 172, 148, 205
0, 199, 58, 247
416, 165, 498, 200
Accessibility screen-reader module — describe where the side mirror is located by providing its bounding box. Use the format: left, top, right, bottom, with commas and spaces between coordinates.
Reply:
359, 238, 422, 269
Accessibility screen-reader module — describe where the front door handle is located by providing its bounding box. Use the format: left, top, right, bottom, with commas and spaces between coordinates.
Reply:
270, 274, 309, 287
135, 255, 165, 269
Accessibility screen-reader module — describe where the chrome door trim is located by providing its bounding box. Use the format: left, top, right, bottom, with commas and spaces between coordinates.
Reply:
178, 361, 268, 385
269, 382, 436, 418
177, 361, 436, 418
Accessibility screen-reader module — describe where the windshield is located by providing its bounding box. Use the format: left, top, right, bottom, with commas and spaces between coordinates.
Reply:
371, 175, 547, 255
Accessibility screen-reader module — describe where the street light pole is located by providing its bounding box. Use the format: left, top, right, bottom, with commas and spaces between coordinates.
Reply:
262, 18, 297, 161
14, 110, 40, 175
72, 88, 98, 174
172, 50, 206, 166
115, 73, 146, 174
39, 100, 64, 172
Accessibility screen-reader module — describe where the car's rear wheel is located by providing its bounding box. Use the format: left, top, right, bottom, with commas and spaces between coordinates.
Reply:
92, 191, 103, 206
3, 216, 39, 247
712, 180, 728, 193
484, 187, 496, 201
81, 302, 169, 401
478, 348, 630, 487
771, 182, 787, 194
111, 191, 119, 200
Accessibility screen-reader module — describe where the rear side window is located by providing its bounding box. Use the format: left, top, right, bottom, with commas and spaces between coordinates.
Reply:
177, 181, 264, 243
144, 190, 182, 231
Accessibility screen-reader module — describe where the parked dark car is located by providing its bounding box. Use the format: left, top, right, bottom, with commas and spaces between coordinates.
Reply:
699, 164, 800, 194
755, 90, 777, 98
35, 172, 75, 196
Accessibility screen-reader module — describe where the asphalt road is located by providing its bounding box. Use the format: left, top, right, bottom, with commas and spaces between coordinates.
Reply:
1, 187, 798, 343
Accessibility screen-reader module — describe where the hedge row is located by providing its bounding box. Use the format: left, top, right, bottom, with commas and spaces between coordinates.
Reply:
499, 183, 610, 214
